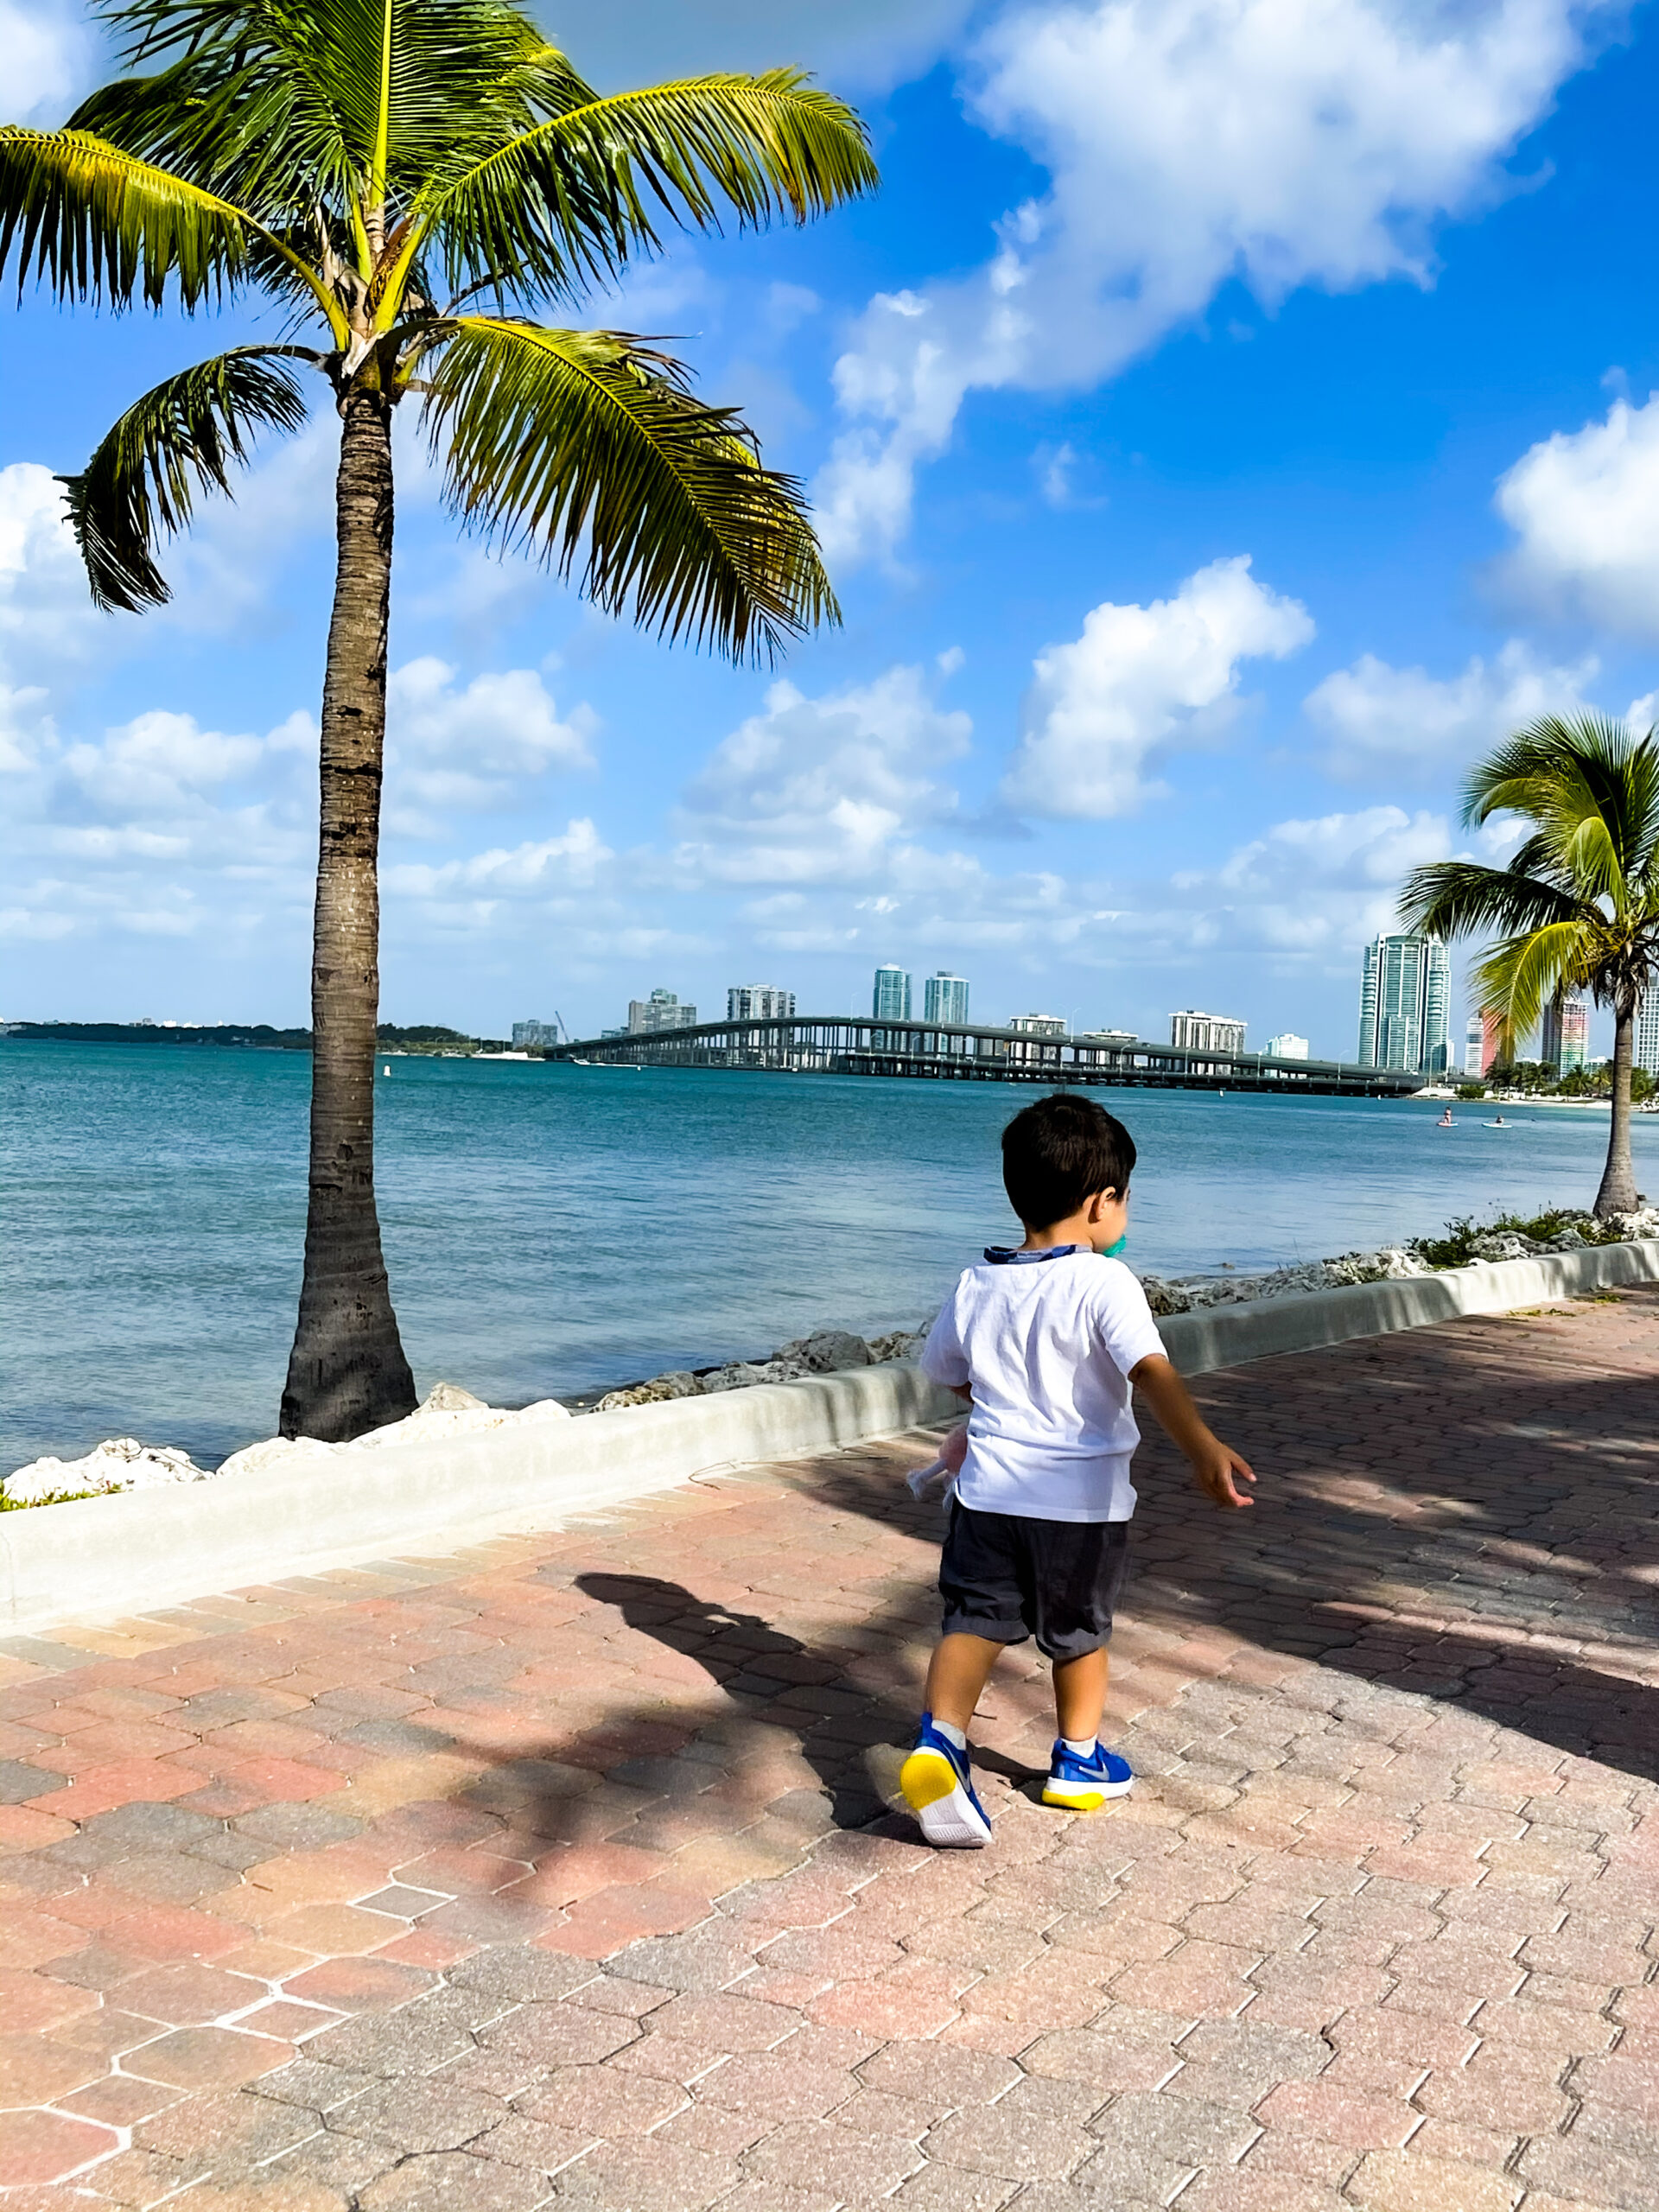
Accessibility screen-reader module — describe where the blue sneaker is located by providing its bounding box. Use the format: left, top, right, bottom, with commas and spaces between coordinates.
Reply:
900, 1713, 992, 1847
1043, 1739, 1134, 1810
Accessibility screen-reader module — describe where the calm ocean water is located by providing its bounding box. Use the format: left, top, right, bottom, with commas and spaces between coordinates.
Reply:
3, 1039, 1654, 1476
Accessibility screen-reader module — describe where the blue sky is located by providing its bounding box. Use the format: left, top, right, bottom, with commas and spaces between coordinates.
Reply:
4, 0, 1659, 1054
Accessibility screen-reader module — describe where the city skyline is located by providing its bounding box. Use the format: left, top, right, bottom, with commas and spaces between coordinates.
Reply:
6, 3, 1657, 1064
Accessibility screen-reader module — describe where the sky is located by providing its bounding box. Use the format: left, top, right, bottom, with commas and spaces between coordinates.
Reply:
4, 0, 1659, 1055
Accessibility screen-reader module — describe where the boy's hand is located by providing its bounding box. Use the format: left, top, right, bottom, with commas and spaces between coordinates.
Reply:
1188, 1437, 1255, 1510
1130, 1353, 1259, 1510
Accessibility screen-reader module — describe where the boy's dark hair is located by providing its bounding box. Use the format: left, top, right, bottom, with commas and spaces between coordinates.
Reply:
1001, 1091, 1135, 1230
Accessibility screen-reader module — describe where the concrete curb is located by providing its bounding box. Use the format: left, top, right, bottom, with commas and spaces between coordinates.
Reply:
1157, 1236, 1659, 1375
0, 1363, 961, 1636
3, 1238, 1655, 1637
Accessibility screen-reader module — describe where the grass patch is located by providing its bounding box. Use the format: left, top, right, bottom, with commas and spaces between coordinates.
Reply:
0, 1484, 123, 1510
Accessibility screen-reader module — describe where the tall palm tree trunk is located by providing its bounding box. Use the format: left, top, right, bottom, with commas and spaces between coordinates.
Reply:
1593, 1002, 1640, 1219
280, 386, 418, 1440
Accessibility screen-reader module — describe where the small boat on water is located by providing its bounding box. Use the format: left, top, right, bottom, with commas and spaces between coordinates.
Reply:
1483, 1116, 1512, 1128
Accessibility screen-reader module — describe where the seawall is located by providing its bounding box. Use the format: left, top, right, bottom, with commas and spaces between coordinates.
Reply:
3, 1238, 1655, 1637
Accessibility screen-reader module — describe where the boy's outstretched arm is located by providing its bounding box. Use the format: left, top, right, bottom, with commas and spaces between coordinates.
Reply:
1129, 1354, 1256, 1509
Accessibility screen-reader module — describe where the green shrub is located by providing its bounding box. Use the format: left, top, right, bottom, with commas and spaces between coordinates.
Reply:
1409, 1207, 1618, 1268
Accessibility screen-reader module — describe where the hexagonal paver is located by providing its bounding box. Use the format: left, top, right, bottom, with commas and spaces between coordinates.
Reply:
0, 2107, 120, 2186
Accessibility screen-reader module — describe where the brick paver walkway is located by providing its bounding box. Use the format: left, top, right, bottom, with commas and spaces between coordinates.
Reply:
0, 1292, 1655, 2212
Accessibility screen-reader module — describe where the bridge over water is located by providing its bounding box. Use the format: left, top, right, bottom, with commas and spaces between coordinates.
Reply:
548, 1014, 1424, 1096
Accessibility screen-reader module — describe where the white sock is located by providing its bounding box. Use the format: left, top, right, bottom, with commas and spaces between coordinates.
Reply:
1061, 1735, 1097, 1758
931, 1719, 968, 1751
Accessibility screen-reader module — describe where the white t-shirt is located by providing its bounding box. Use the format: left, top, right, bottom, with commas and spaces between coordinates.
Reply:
920, 1247, 1167, 1523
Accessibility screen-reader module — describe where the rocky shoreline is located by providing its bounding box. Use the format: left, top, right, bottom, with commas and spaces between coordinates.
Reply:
7, 1205, 1656, 1507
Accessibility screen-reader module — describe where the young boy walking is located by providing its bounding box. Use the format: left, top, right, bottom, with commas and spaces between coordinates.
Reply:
902, 1091, 1255, 1847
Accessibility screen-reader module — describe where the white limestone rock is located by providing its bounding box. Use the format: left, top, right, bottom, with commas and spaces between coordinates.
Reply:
702, 1361, 791, 1393
216, 1384, 569, 1480
595, 1371, 705, 1412
867, 1329, 925, 1363
213, 1434, 334, 1481
1466, 1232, 1536, 1263
3, 1436, 208, 1504
774, 1330, 874, 1375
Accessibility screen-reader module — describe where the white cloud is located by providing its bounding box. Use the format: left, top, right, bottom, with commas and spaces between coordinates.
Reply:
1003, 556, 1313, 817
385, 657, 594, 828
0, 462, 101, 684
1304, 639, 1599, 779
1160, 802, 1454, 959
675, 664, 971, 885
1, 0, 94, 120
817, 0, 1608, 563
384, 819, 612, 913
1494, 392, 1659, 636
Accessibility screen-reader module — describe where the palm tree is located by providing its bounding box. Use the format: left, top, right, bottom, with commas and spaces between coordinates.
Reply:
1400, 714, 1659, 1218
1, 0, 876, 1441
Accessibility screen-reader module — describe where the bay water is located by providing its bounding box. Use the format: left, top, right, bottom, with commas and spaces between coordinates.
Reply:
3, 1039, 1652, 1477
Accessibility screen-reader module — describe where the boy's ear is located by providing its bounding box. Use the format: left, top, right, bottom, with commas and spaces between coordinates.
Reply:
1088, 1186, 1118, 1220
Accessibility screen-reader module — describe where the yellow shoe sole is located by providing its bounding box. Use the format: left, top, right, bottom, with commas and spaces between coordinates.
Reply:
1041, 1783, 1107, 1810
900, 1748, 958, 1811
900, 1747, 991, 1847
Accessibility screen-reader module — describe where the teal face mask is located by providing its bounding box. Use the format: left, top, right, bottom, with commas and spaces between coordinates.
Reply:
1103, 1233, 1128, 1257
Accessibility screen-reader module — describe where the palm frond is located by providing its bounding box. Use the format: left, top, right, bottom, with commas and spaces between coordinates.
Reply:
1397, 859, 1583, 944
0, 126, 256, 308
421, 316, 838, 661
1471, 922, 1592, 1050
86, 0, 557, 240
414, 73, 878, 312
61, 345, 314, 610
1464, 713, 1659, 912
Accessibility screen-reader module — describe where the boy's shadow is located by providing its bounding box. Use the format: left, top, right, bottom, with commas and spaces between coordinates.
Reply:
575, 1571, 1040, 1830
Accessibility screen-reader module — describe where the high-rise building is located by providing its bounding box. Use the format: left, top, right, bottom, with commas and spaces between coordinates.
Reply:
1637, 988, 1659, 1077
1264, 1032, 1309, 1060
1357, 936, 1450, 1073
1481, 1010, 1506, 1075
512, 1020, 558, 1048
727, 985, 794, 1022
873, 965, 912, 1021
923, 971, 969, 1025
1171, 1009, 1246, 1055
1008, 1014, 1068, 1037
628, 988, 697, 1035
1540, 995, 1590, 1075
1463, 1014, 1484, 1077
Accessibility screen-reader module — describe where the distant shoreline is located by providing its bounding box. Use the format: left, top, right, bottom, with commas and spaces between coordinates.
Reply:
1, 1021, 494, 1055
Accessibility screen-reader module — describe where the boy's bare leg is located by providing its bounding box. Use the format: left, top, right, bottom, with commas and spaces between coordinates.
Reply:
1052, 1649, 1109, 1742
923, 1632, 1005, 1732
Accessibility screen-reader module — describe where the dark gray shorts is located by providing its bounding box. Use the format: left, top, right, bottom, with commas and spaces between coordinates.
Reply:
939, 1501, 1131, 1662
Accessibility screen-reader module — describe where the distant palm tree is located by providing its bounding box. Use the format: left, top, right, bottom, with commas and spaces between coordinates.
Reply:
1400, 715, 1659, 1218
1, 0, 875, 1440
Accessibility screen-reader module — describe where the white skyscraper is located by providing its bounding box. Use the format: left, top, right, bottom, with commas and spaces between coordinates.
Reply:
923, 972, 969, 1024
1264, 1033, 1309, 1060
1637, 988, 1659, 1077
1464, 1014, 1485, 1076
1171, 1010, 1246, 1055
628, 988, 697, 1034
873, 965, 912, 1020
1357, 936, 1451, 1073
727, 985, 794, 1021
